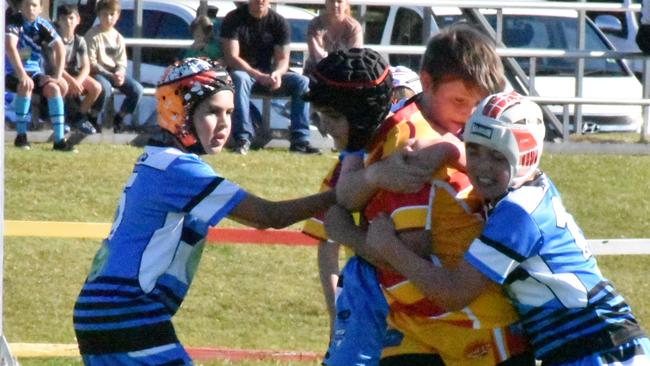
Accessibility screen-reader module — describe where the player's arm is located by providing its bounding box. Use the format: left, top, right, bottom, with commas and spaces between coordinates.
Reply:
367, 213, 489, 311
50, 38, 66, 80
317, 239, 340, 336
5, 34, 34, 92
324, 204, 389, 268
336, 148, 431, 211
407, 135, 466, 172
227, 190, 336, 229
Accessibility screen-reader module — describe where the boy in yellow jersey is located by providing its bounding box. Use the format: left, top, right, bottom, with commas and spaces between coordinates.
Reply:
327, 24, 534, 366
303, 48, 456, 365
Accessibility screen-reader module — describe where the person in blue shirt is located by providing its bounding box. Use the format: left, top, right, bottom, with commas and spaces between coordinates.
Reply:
366, 91, 650, 366
72, 58, 336, 366
5, 0, 75, 151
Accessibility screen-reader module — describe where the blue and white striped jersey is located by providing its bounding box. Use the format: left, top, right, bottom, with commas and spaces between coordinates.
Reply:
73, 146, 247, 355
5, 13, 60, 75
465, 173, 644, 364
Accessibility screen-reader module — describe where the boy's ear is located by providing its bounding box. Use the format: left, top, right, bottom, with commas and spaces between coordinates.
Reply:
419, 71, 432, 92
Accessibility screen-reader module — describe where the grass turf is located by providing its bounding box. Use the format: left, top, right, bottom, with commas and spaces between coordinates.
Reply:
4, 143, 650, 365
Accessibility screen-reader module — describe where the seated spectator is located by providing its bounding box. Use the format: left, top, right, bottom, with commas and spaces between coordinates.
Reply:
304, 0, 363, 76
54, 4, 107, 134
389, 65, 422, 111
220, 0, 319, 155
85, 0, 143, 133
184, 15, 222, 62
5, 0, 75, 151
637, 0, 650, 54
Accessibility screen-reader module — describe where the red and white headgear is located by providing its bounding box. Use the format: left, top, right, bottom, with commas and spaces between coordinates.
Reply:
463, 91, 545, 187
389, 65, 422, 94
156, 58, 234, 148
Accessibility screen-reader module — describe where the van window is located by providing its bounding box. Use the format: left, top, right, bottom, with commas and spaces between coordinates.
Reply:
364, 6, 390, 44
486, 14, 628, 77
116, 9, 190, 67
389, 7, 422, 69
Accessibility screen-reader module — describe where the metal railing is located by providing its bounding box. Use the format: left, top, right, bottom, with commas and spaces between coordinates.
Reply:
123, 0, 650, 142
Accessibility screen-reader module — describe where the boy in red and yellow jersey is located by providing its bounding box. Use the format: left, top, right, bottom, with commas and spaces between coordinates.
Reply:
327, 24, 534, 366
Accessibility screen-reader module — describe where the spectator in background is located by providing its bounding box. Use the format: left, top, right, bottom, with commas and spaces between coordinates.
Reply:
304, 0, 363, 76
184, 15, 223, 62
54, 4, 106, 134
5, 0, 76, 151
389, 65, 422, 111
637, 0, 650, 54
220, 0, 319, 155
85, 0, 143, 133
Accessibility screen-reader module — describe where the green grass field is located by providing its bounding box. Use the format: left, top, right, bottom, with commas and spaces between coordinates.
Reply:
4, 143, 650, 365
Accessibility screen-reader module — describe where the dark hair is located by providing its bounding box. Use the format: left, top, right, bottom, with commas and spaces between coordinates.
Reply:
421, 23, 505, 95
304, 48, 393, 151
57, 3, 79, 18
95, 0, 120, 14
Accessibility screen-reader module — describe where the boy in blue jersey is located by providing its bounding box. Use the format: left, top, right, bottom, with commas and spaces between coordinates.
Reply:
72, 58, 336, 366
367, 91, 650, 366
5, 0, 75, 151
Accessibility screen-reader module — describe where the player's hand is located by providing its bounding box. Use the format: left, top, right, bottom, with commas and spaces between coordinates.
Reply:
367, 149, 431, 193
367, 213, 400, 254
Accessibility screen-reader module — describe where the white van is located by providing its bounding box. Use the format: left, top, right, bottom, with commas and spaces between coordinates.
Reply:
363, 4, 643, 133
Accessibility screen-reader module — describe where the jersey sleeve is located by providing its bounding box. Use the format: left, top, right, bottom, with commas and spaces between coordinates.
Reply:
6, 13, 22, 38
38, 17, 60, 46
465, 201, 542, 284
364, 184, 430, 232
139, 152, 247, 229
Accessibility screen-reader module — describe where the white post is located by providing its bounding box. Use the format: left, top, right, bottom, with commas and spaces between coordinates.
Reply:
1, 0, 19, 363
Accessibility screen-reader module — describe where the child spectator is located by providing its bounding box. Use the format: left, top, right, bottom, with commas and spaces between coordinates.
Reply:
5, 0, 75, 151
367, 91, 650, 365
73, 58, 336, 365
184, 15, 222, 62
55, 3, 106, 134
389, 65, 422, 111
85, 0, 143, 133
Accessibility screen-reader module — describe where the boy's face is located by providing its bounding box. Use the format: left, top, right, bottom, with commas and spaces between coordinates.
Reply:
58, 12, 80, 34
421, 74, 486, 135
98, 8, 120, 30
193, 90, 235, 155
465, 142, 510, 203
317, 108, 349, 150
20, 0, 41, 22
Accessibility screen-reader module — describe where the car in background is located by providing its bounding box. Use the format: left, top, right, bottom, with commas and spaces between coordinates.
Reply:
363, 4, 643, 133
49, 0, 315, 142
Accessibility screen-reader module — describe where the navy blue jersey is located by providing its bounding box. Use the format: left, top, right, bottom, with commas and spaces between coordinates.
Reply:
5, 13, 60, 75
73, 146, 247, 355
465, 173, 645, 364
